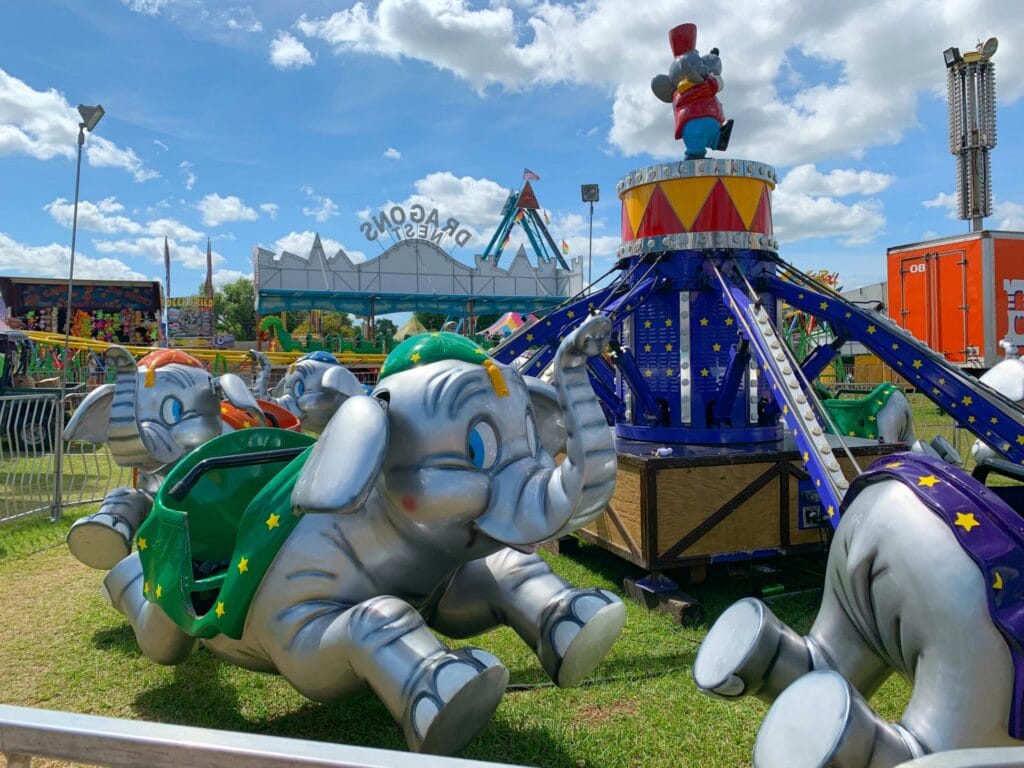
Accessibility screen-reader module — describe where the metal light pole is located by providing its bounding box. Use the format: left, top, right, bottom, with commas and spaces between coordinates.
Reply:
580, 184, 599, 292
54, 103, 104, 519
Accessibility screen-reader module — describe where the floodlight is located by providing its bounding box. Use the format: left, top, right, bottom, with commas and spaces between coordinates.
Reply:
77, 104, 105, 132
980, 37, 998, 58
580, 184, 600, 203
943, 47, 962, 67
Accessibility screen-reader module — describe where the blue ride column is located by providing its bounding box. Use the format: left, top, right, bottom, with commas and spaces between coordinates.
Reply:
614, 158, 781, 446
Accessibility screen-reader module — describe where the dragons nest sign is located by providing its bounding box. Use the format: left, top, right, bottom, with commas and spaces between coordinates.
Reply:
359, 204, 473, 248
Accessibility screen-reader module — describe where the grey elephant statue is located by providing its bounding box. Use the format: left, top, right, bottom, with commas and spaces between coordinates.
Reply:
971, 342, 1024, 464
694, 451, 1024, 767
101, 316, 626, 755
64, 347, 297, 570
249, 349, 366, 433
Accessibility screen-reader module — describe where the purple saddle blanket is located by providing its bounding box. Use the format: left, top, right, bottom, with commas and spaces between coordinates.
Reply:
844, 452, 1024, 738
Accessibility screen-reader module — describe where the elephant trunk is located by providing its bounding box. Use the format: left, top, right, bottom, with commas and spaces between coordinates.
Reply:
105, 347, 154, 468
249, 349, 271, 399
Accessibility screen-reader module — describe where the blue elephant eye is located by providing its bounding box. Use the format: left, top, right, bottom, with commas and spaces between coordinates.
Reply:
467, 421, 498, 469
294, 379, 305, 397
161, 396, 184, 425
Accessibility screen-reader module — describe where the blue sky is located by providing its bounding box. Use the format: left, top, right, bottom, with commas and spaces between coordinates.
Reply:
1, 0, 1022, 313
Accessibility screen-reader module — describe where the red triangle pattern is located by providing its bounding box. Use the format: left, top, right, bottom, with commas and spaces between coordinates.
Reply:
690, 180, 746, 232
621, 201, 635, 240
750, 186, 773, 235
518, 181, 540, 209
636, 185, 683, 239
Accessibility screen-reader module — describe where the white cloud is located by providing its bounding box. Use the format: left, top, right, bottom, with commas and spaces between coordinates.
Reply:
153, 139, 169, 151
122, 1, 263, 34
93, 236, 224, 271
44, 196, 202, 241
780, 164, 895, 197
0, 232, 146, 281
212, 268, 250, 288
85, 136, 159, 182
270, 31, 315, 70
383, 147, 402, 160
773, 190, 886, 246
198, 193, 258, 227
260, 202, 279, 220
271, 230, 366, 263
294, 0, 1024, 166
179, 160, 196, 190
301, 186, 339, 222
993, 200, 1024, 230
122, 0, 170, 15
923, 191, 958, 217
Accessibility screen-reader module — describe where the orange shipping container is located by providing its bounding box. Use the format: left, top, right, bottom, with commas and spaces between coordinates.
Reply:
887, 231, 1024, 369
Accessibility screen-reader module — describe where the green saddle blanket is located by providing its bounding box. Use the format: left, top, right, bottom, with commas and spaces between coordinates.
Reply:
137, 428, 315, 640
822, 382, 900, 440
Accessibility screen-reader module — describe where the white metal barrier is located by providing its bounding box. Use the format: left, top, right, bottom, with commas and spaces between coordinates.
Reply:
0, 392, 130, 524
0, 705, 517, 768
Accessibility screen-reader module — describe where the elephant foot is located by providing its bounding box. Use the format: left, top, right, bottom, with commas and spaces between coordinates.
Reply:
694, 597, 812, 702
67, 512, 134, 570
754, 670, 924, 768
540, 589, 626, 687
102, 553, 145, 616
406, 648, 509, 755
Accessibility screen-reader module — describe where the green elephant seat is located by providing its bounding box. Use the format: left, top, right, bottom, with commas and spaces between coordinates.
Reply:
821, 381, 901, 440
136, 428, 316, 640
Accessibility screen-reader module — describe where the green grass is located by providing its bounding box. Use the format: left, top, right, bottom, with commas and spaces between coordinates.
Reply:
0, 512, 913, 768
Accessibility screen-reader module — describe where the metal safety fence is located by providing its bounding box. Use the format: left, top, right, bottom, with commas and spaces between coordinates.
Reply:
0, 391, 130, 525
0, 704, 515, 768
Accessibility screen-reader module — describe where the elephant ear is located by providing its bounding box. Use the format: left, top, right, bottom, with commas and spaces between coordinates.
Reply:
292, 395, 388, 513
321, 365, 366, 399
218, 373, 265, 425
63, 383, 114, 443
525, 376, 566, 456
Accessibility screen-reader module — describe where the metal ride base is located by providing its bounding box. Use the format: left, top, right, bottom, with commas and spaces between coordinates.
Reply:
492, 157, 1024, 596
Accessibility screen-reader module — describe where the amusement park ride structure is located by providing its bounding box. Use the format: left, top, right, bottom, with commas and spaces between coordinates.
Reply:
490, 28, 1024, 575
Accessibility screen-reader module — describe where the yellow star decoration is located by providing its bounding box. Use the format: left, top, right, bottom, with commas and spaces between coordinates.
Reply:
410, 352, 421, 363
1017, 435, 1024, 445
724, 318, 734, 326
938, 378, 946, 385
237, 557, 249, 574
137, 537, 147, 551
968, 415, 976, 423
712, 343, 721, 352
962, 396, 973, 406
802, 451, 809, 461
912, 359, 922, 369
954, 511, 980, 532
266, 513, 281, 530
884, 461, 903, 469
700, 317, 709, 327
241, 420, 254, 429
700, 368, 710, 377
816, 479, 821, 487
625, 304, 633, 312
798, 293, 804, 299
991, 417, 999, 424
431, 332, 440, 337
993, 572, 1004, 590
866, 325, 876, 334
827, 505, 835, 518
932, 387, 940, 395
545, 320, 551, 326
819, 301, 828, 310
155, 584, 163, 599
665, 343, 674, 352
666, 368, 674, 376
644, 344, 652, 352
892, 343, 899, 350
644, 320, 652, 328
566, 310, 575, 319
143, 580, 150, 596
848, 431, 856, 437
215, 602, 226, 618
868, 415, 876, 422
782, 404, 789, 415
845, 312, 852, 319
644, 369, 652, 378
526, 333, 534, 342
665, 319, 673, 327
917, 475, 940, 488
